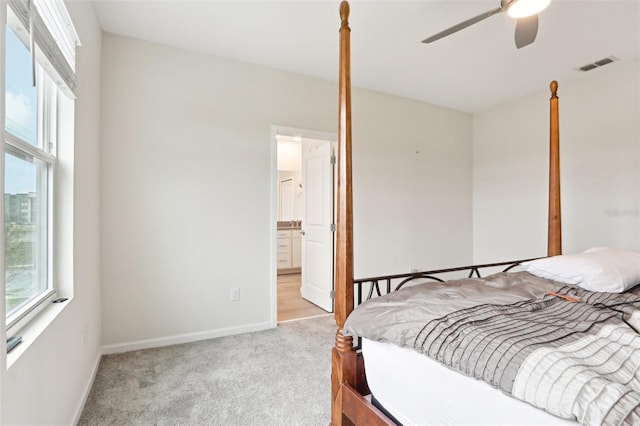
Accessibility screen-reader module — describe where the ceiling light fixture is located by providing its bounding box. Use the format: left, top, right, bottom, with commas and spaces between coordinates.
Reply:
507, 0, 551, 18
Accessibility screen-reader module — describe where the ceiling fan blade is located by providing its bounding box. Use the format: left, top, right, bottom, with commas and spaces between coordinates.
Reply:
514, 14, 539, 49
422, 6, 504, 44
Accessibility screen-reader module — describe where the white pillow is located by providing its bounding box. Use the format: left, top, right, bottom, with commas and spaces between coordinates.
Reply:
522, 247, 640, 293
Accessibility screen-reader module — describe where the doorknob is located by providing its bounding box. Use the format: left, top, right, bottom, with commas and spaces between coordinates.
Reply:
300, 230, 306, 236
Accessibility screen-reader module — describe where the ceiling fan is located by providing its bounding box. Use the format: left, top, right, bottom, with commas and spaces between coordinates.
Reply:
422, 0, 551, 49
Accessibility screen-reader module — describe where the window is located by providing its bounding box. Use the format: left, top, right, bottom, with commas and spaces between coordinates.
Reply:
5, 24, 57, 330
4, 1, 79, 334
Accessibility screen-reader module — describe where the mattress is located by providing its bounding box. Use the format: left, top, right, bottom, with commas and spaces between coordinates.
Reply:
362, 338, 577, 426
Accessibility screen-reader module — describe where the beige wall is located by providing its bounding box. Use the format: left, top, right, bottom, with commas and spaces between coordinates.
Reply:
100, 33, 473, 350
473, 59, 640, 262
351, 87, 473, 276
0, 1, 103, 424
277, 139, 302, 172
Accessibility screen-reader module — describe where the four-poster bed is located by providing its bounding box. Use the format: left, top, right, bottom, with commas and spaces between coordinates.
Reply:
331, 2, 640, 425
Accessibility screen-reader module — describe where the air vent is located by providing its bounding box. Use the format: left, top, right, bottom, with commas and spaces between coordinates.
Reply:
594, 57, 614, 67
579, 63, 598, 72
577, 56, 618, 72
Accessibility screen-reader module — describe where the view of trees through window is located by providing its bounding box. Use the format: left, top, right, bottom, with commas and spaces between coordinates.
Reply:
5, 153, 43, 314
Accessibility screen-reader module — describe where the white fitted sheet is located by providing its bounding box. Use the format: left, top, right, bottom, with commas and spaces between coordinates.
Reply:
362, 338, 577, 426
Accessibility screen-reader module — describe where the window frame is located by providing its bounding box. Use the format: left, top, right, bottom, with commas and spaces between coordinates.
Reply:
4, 27, 58, 335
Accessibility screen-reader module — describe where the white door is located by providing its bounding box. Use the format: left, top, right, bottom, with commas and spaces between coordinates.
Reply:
301, 139, 334, 312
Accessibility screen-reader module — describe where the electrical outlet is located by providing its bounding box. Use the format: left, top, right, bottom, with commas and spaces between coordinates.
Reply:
230, 287, 240, 301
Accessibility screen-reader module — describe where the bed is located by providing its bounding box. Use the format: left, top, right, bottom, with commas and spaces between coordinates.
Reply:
330, 2, 640, 425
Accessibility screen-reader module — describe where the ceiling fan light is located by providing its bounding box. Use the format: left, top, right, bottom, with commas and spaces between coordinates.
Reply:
507, 0, 551, 18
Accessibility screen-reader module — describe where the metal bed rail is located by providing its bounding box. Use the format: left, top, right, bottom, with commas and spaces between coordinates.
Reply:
350, 258, 541, 351
353, 258, 541, 307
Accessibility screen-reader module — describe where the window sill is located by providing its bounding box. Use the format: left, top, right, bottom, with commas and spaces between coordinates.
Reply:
7, 298, 71, 369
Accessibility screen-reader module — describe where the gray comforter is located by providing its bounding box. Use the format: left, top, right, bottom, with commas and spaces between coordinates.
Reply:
343, 271, 640, 425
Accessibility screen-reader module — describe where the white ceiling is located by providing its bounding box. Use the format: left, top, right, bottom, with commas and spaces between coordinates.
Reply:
94, 0, 640, 113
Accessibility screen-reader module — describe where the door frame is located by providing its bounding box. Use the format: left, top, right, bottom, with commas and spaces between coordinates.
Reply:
270, 125, 337, 327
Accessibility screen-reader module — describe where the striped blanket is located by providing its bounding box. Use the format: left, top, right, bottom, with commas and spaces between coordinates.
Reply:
416, 287, 640, 425
344, 272, 640, 425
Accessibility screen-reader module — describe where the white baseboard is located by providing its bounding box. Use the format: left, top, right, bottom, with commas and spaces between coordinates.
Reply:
101, 321, 275, 355
72, 350, 102, 425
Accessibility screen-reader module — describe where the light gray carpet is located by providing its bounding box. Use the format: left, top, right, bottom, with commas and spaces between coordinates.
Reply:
79, 315, 335, 426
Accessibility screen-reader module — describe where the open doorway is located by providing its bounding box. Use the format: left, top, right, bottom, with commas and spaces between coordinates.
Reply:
273, 127, 336, 323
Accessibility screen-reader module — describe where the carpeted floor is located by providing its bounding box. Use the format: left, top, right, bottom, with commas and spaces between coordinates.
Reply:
79, 315, 335, 426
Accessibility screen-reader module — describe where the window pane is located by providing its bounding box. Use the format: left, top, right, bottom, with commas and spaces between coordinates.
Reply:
5, 26, 37, 145
5, 151, 48, 317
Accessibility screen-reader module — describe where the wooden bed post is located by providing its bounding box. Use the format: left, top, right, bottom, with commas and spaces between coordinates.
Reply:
328, 2, 563, 420
548, 80, 562, 256
332, 1, 356, 425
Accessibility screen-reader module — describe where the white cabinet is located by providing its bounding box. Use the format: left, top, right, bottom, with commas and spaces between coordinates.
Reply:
292, 231, 302, 268
277, 229, 302, 273
277, 230, 292, 269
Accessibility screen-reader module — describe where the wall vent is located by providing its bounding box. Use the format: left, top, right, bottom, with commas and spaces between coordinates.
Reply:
577, 56, 618, 72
